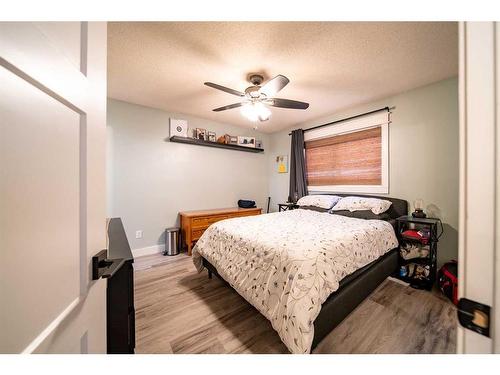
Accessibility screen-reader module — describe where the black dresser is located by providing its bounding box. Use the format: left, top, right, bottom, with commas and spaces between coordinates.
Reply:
107, 218, 135, 354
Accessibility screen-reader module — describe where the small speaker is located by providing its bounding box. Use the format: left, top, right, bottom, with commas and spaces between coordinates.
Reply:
170, 118, 188, 137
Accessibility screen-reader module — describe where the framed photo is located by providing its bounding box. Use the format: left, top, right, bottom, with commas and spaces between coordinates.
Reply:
195, 128, 207, 140
237, 136, 255, 148
208, 131, 216, 142
276, 155, 288, 173
228, 135, 238, 145
255, 139, 263, 149
169, 118, 188, 137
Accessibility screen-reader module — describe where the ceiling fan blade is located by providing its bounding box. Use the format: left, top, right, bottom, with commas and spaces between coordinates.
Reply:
204, 82, 245, 97
212, 102, 245, 112
264, 98, 309, 110
260, 75, 290, 97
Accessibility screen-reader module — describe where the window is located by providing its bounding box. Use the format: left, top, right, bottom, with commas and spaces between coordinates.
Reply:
304, 111, 389, 194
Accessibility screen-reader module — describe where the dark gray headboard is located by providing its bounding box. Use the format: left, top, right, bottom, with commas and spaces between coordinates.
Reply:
321, 193, 408, 220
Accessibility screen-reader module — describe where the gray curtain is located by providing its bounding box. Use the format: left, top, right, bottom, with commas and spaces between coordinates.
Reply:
289, 129, 308, 201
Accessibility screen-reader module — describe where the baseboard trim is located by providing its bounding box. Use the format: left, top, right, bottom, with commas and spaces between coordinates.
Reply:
132, 244, 165, 258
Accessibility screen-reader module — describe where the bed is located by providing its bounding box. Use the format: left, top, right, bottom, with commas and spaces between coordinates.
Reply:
192, 194, 407, 353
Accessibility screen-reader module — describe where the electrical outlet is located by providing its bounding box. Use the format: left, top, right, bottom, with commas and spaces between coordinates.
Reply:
135, 230, 143, 239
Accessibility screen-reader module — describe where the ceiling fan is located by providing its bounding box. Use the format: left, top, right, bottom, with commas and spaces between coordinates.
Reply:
204, 74, 309, 122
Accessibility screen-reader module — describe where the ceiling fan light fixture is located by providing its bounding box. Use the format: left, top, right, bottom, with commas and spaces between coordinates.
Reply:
255, 102, 271, 121
241, 103, 258, 122
205, 73, 308, 121
241, 102, 271, 122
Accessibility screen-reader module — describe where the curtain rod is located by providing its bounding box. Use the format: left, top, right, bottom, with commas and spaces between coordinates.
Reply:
288, 106, 392, 136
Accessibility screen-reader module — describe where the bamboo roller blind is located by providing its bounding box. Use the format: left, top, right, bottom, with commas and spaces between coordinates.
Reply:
305, 126, 382, 186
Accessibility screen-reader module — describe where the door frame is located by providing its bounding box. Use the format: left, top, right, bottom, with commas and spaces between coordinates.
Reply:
458, 21, 499, 354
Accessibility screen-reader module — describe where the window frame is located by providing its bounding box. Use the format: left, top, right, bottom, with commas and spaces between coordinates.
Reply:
303, 112, 389, 194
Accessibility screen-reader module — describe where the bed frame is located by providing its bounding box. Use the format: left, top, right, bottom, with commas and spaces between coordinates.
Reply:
199, 194, 408, 352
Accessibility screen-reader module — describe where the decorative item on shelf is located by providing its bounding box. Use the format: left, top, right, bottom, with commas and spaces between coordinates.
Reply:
237, 136, 255, 148
228, 135, 238, 145
217, 135, 227, 144
207, 131, 216, 142
255, 139, 263, 149
169, 118, 188, 138
195, 128, 207, 141
276, 155, 288, 173
412, 198, 427, 218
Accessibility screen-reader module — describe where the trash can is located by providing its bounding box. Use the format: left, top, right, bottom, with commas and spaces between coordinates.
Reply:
164, 227, 180, 256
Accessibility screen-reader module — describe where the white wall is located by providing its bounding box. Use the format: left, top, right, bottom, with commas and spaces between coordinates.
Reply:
108, 78, 458, 265
107, 99, 270, 253
267, 77, 459, 266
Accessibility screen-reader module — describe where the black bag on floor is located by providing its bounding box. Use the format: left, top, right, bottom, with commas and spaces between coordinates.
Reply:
238, 199, 256, 208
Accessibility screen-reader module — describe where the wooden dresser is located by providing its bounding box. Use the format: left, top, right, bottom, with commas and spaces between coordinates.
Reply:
180, 207, 262, 255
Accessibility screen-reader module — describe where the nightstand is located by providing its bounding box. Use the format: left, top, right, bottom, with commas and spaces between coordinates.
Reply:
395, 216, 443, 290
278, 203, 299, 212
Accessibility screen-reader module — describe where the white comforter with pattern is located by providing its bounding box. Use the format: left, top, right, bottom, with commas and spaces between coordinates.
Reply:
192, 209, 398, 354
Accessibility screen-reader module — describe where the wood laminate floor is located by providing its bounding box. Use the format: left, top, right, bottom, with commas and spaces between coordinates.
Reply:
134, 252, 457, 354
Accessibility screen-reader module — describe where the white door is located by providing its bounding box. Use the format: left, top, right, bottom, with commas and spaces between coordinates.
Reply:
458, 21, 499, 353
0, 22, 107, 353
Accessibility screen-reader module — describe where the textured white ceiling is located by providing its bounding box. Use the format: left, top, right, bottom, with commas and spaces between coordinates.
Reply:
107, 22, 458, 133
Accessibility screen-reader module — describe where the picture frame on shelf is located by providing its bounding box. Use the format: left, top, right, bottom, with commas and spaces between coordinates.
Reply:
195, 128, 207, 140
255, 140, 263, 149
208, 131, 216, 142
237, 136, 256, 148
169, 118, 188, 138
228, 135, 238, 145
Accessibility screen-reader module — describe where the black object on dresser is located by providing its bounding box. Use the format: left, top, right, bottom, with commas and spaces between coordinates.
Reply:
107, 218, 135, 354
395, 216, 443, 290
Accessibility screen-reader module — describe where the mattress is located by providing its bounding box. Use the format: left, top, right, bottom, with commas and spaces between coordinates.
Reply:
192, 209, 398, 353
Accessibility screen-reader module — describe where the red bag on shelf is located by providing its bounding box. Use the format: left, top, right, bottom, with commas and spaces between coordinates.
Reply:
401, 229, 429, 244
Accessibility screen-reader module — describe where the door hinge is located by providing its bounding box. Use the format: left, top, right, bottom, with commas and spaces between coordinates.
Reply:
457, 298, 491, 337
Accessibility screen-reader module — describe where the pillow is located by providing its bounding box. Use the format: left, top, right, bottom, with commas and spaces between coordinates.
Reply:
331, 196, 392, 215
298, 205, 331, 213
296, 195, 341, 210
331, 210, 390, 220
